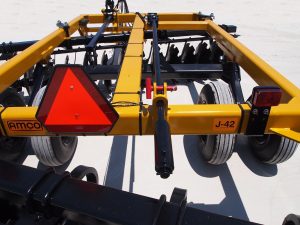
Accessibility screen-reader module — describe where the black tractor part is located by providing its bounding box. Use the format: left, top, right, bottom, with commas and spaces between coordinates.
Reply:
283, 214, 300, 225
0, 160, 260, 225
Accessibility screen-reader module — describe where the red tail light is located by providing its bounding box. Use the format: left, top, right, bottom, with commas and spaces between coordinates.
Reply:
251, 86, 282, 107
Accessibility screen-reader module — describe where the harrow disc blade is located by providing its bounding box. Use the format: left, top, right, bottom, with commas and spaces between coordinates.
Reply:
166, 44, 180, 64
181, 43, 195, 64
195, 42, 211, 63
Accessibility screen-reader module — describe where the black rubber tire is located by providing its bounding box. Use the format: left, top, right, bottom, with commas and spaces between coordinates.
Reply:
282, 214, 300, 225
30, 87, 78, 167
198, 80, 236, 165
0, 88, 27, 161
249, 134, 298, 164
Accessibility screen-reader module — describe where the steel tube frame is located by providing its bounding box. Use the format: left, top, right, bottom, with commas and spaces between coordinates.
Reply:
0, 13, 300, 141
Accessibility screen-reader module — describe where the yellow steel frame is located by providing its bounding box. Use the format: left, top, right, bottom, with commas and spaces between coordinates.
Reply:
0, 12, 300, 142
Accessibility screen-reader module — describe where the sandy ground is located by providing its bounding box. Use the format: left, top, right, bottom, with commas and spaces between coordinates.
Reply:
1, 0, 300, 224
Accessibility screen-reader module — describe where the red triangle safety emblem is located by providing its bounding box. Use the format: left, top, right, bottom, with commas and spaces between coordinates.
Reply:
36, 66, 118, 133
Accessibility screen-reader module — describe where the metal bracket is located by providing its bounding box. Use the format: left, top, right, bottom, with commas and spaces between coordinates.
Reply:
170, 188, 187, 225
102, 0, 117, 17
222, 62, 245, 104
245, 105, 270, 135
105, 0, 115, 12
79, 17, 89, 36
0, 42, 17, 60
152, 83, 168, 120
198, 12, 215, 20
147, 13, 159, 27
70, 165, 99, 183
56, 20, 70, 37
219, 24, 237, 33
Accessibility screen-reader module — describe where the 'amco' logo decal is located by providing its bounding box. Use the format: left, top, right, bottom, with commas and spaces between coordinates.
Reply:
7, 120, 43, 131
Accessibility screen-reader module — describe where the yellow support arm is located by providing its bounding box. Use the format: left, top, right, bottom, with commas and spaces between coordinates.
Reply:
0, 15, 84, 93
207, 20, 300, 102
109, 14, 145, 135
1, 104, 300, 143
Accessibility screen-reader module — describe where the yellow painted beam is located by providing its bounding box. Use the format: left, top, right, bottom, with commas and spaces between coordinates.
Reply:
109, 106, 141, 135
166, 104, 242, 135
85, 13, 200, 24
157, 13, 199, 21
0, 15, 84, 93
270, 128, 300, 143
1, 107, 48, 136
158, 21, 208, 30
207, 20, 300, 102
265, 104, 300, 132
0, 103, 299, 137
110, 15, 145, 135
86, 14, 136, 23
112, 15, 144, 102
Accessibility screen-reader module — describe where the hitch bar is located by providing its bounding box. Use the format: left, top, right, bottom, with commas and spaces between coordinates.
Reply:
155, 103, 174, 179
149, 13, 175, 179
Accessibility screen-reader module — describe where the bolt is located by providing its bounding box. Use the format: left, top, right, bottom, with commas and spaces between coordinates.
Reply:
70, 85, 74, 90
263, 109, 269, 115
74, 113, 80, 119
252, 109, 258, 115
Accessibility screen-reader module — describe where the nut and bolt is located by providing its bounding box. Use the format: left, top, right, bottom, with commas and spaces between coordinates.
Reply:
263, 109, 269, 115
252, 109, 258, 115
252, 108, 269, 115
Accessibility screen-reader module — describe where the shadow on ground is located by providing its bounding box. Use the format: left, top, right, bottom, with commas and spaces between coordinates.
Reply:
101, 135, 136, 191
22, 135, 135, 189
235, 135, 277, 177
14, 139, 33, 165
103, 136, 129, 189
184, 80, 278, 220
16, 138, 77, 174
183, 135, 249, 220
183, 134, 277, 221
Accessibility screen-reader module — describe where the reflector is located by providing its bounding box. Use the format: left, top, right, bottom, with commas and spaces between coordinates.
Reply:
36, 65, 118, 133
251, 86, 282, 107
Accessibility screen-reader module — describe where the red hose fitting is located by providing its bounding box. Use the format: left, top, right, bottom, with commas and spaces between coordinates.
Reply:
146, 77, 152, 99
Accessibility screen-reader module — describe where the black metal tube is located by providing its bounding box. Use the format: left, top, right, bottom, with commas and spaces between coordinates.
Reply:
151, 19, 163, 86
53, 44, 124, 55
85, 15, 113, 51
0, 160, 258, 225
158, 36, 208, 44
85, 63, 223, 80
0, 30, 207, 54
154, 101, 174, 179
